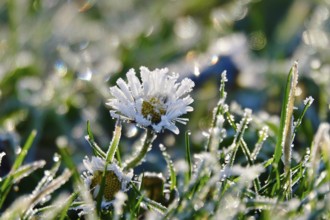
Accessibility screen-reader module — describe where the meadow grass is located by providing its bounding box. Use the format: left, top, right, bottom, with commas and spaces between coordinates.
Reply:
1, 62, 329, 219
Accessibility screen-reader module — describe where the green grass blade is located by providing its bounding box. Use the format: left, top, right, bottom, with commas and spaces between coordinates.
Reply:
32, 155, 61, 196
273, 62, 298, 166
0, 160, 46, 210
22, 169, 72, 218
6, 160, 46, 183
0, 130, 37, 208
270, 62, 298, 196
12, 130, 37, 171
86, 121, 106, 159
185, 131, 192, 182
160, 144, 177, 191
106, 120, 122, 163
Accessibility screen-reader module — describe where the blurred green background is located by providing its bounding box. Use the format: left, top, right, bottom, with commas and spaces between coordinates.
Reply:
0, 0, 329, 180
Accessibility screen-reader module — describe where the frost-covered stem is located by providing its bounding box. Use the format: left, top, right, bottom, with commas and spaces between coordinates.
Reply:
124, 129, 156, 170
282, 62, 299, 199
309, 123, 330, 186
206, 71, 228, 152
252, 126, 269, 161
106, 120, 122, 163
229, 109, 252, 166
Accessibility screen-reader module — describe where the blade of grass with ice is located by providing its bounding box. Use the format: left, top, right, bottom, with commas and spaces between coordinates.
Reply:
0, 130, 37, 208
22, 169, 72, 218
86, 120, 106, 159
270, 62, 298, 197
160, 144, 177, 191
185, 131, 192, 182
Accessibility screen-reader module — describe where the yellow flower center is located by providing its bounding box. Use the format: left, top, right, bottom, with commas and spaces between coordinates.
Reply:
141, 97, 166, 124
90, 170, 122, 201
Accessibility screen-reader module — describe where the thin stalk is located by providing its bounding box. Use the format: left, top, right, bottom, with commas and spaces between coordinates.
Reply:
229, 109, 252, 166
206, 71, 228, 152
106, 120, 122, 163
185, 131, 192, 182
124, 129, 156, 170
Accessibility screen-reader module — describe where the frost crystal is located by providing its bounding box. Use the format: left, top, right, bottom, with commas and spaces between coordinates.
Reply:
107, 67, 195, 134
0, 152, 5, 167
303, 96, 314, 106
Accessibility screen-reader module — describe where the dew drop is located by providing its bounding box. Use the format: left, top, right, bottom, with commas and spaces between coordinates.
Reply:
14, 185, 19, 192
224, 154, 231, 164
126, 125, 138, 138
15, 147, 22, 155
211, 55, 219, 65
78, 67, 93, 81
53, 153, 60, 162
193, 63, 200, 77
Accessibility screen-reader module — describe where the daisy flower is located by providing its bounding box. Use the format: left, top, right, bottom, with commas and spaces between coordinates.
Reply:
107, 66, 195, 134
82, 156, 133, 208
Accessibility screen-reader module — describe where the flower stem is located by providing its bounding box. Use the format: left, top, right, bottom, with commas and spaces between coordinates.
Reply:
124, 129, 156, 170
106, 120, 122, 163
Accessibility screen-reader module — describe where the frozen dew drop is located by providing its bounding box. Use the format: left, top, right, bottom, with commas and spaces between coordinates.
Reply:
224, 154, 231, 164
211, 55, 219, 65
194, 63, 200, 77
14, 185, 19, 192
78, 67, 93, 81
126, 125, 138, 138
15, 147, 22, 155
53, 153, 60, 162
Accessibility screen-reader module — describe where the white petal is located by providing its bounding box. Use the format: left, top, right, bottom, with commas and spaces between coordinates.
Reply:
110, 87, 130, 104
127, 69, 142, 98
176, 78, 195, 98
116, 78, 133, 102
